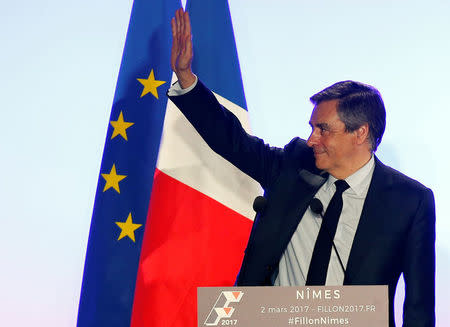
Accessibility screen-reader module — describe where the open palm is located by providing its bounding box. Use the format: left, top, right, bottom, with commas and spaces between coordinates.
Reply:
171, 8, 195, 88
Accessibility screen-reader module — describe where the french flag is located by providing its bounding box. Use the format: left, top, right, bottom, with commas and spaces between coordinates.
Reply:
78, 0, 260, 326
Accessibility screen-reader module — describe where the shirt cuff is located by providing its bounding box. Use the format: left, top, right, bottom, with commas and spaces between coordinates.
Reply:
167, 75, 198, 96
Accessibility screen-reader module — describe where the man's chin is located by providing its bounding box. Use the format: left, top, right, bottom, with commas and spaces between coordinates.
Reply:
314, 157, 328, 171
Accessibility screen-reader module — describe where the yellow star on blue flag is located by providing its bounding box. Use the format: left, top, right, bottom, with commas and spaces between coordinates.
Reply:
101, 164, 127, 193
137, 69, 166, 99
110, 111, 134, 141
115, 213, 142, 242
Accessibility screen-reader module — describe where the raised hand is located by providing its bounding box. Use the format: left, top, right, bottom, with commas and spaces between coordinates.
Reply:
171, 8, 196, 88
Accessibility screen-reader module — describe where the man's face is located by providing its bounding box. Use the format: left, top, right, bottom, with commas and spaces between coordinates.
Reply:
306, 100, 360, 178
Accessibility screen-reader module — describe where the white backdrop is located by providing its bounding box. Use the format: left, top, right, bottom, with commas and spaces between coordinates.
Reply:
1, 0, 449, 326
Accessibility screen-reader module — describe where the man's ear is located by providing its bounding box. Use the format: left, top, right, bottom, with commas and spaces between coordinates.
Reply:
355, 123, 370, 145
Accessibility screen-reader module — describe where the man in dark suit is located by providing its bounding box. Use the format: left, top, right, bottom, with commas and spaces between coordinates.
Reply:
168, 8, 436, 327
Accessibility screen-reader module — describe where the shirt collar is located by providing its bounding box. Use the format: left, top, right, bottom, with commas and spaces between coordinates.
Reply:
326, 156, 375, 196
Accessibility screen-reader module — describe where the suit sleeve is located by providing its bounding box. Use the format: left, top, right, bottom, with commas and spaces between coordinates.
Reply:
402, 188, 436, 326
167, 79, 285, 189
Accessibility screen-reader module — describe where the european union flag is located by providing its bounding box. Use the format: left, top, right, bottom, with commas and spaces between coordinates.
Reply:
77, 0, 180, 326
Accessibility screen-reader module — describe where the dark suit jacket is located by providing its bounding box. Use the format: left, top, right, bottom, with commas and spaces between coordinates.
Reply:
168, 80, 436, 327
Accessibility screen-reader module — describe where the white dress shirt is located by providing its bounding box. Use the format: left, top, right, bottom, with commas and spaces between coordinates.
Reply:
167, 77, 198, 96
275, 156, 375, 286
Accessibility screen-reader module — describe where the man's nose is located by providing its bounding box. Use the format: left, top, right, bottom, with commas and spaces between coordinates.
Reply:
307, 130, 319, 147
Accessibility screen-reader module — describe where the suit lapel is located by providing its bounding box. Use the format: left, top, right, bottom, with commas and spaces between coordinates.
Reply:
273, 169, 327, 254
298, 169, 328, 189
344, 158, 393, 284
284, 169, 327, 231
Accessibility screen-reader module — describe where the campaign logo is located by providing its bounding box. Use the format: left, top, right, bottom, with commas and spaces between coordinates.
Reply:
204, 291, 244, 326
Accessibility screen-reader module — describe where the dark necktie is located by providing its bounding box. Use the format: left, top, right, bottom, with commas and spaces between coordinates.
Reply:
306, 179, 350, 285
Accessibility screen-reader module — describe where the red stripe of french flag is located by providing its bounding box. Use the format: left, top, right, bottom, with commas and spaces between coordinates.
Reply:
130, 75, 261, 327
